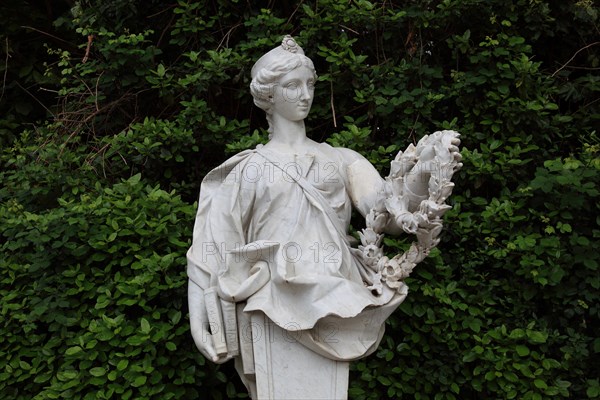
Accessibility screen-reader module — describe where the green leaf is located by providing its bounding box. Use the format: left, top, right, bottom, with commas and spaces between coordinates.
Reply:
170, 311, 182, 324
469, 319, 482, 333
65, 346, 83, 356
377, 376, 392, 386
450, 382, 460, 394
534, 379, 548, 390
19, 361, 31, 370
141, 318, 151, 334
166, 342, 177, 351
126, 335, 146, 346
490, 139, 502, 150
587, 385, 600, 398
132, 375, 147, 387
117, 360, 129, 371
89, 367, 106, 377
509, 329, 525, 339
516, 345, 530, 356
527, 330, 548, 344
128, 173, 142, 184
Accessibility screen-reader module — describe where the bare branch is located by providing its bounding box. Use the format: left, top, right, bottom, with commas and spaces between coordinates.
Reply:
1, 37, 9, 103
15, 81, 55, 118
552, 41, 600, 77
82, 35, 94, 63
330, 80, 337, 128
21, 25, 76, 47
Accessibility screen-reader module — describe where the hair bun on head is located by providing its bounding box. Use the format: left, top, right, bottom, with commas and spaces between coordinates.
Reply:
281, 35, 300, 53
251, 35, 305, 79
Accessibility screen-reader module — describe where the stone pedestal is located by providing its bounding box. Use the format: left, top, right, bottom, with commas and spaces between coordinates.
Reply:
250, 313, 349, 400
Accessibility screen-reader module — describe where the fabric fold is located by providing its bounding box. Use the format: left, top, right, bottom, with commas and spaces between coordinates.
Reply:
187, 144, 406, 361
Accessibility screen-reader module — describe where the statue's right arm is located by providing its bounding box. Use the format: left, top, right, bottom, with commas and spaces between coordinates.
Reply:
188, 279, 232, 364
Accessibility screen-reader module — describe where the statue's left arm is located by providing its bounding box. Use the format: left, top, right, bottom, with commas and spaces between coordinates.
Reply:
336, 147, 386, 217
339, 131, 462, 293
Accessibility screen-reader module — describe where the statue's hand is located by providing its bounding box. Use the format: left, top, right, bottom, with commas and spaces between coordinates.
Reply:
402, 131, 462, 201
441, 133, 462, 170
188, 281, 233, 364
413, 132, 460, 173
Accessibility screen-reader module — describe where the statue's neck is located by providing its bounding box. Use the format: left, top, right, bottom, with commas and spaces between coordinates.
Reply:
269, 115, 308, 147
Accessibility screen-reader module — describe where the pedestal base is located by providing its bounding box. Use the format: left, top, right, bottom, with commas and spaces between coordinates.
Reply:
250, 313, 349, 400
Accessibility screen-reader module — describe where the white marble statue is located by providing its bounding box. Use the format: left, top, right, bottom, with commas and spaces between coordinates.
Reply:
187, 35, 462, 399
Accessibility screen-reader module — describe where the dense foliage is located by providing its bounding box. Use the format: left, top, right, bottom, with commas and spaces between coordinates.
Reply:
1, 1, 598, 399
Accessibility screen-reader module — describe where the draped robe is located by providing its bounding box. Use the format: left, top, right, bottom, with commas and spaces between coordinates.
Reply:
187, 143, 407, 361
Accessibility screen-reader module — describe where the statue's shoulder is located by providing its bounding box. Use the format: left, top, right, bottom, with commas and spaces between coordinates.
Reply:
203, 149, 258, 185
225, 148, 259, 164
317, 142, 365, 165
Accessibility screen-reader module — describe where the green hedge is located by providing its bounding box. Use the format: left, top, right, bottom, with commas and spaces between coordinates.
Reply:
1, 1, 598, 399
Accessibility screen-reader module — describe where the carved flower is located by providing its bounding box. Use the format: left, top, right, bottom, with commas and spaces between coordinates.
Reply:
396, 212, 419, 234
386, 280, 405, 290
396, 282, 409, 296
423, 200, 452, 220
367, 276, 383, 295
383, 264, 399, 280
358, 227, 381, 245
381, 254, 415, 281
414, 211, 429, 226
390, 145, 417, 177
399, 262, 416, 280
373, 213, 389, 233
404, 244, 422, 263
365, 244, 382, 258
415, 227, 434, 247
372, 194, 389, 213
435, 182, 455, 203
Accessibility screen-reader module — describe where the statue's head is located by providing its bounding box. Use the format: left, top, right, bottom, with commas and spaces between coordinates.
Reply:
250, 35, 318, 133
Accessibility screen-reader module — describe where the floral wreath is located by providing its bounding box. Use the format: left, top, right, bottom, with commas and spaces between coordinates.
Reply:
356, 130, 462, 295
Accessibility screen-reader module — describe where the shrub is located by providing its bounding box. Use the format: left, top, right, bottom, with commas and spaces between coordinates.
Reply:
1, 0, 598, 398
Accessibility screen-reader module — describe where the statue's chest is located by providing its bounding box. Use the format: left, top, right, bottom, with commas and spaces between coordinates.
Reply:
246, 152, 351, 224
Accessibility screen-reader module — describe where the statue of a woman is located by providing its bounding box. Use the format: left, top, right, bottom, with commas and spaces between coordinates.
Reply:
187, 35, 461, 399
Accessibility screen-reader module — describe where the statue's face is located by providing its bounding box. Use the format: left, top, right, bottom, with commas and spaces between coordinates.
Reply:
271, 65, 315, 122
